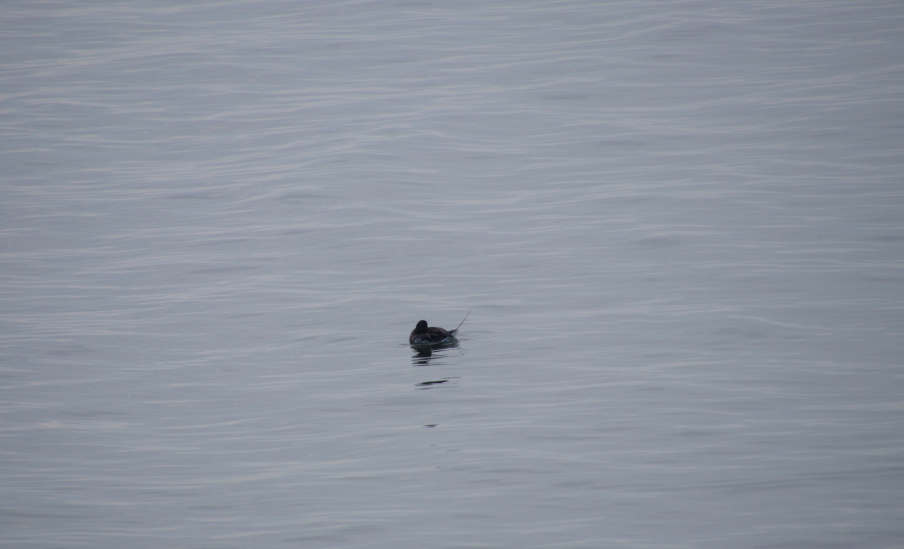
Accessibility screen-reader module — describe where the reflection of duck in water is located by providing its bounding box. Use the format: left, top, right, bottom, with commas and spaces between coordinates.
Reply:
409, 312, 469, 345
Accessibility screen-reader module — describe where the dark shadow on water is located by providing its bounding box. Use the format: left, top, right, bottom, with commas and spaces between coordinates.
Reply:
410, 339, 459, 366
416, 377, 458, 390
418, 379, 448, 386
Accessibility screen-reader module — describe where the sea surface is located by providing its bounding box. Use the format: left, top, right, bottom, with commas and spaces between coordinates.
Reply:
2, 1, 903, 547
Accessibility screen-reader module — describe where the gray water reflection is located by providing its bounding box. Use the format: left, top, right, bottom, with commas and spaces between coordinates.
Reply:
2, 0, 903, 548
410, 340, 461, 367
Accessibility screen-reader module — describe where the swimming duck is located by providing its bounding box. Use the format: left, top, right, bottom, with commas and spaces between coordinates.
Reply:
409, 312, 469, 345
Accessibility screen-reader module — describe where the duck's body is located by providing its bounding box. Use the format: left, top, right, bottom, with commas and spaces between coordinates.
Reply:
409, 321, 456, 344
409, 312, 469, 345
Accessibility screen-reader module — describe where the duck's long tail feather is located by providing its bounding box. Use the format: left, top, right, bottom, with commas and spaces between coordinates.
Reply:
452, 309, 470, 334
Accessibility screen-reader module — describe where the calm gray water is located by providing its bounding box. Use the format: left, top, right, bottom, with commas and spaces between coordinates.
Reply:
2, 1, 903, 547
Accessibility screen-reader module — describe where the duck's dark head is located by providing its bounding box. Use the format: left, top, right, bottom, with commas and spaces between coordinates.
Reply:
414, 320, 428, 334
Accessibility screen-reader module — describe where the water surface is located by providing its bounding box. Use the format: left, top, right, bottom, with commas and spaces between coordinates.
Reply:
2, 1, 903, 547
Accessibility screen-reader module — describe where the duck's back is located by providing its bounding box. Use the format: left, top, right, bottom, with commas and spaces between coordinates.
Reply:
410, 325, 456, 344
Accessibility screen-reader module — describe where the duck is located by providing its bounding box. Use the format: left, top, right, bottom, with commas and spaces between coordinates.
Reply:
409, 312, 469, 345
